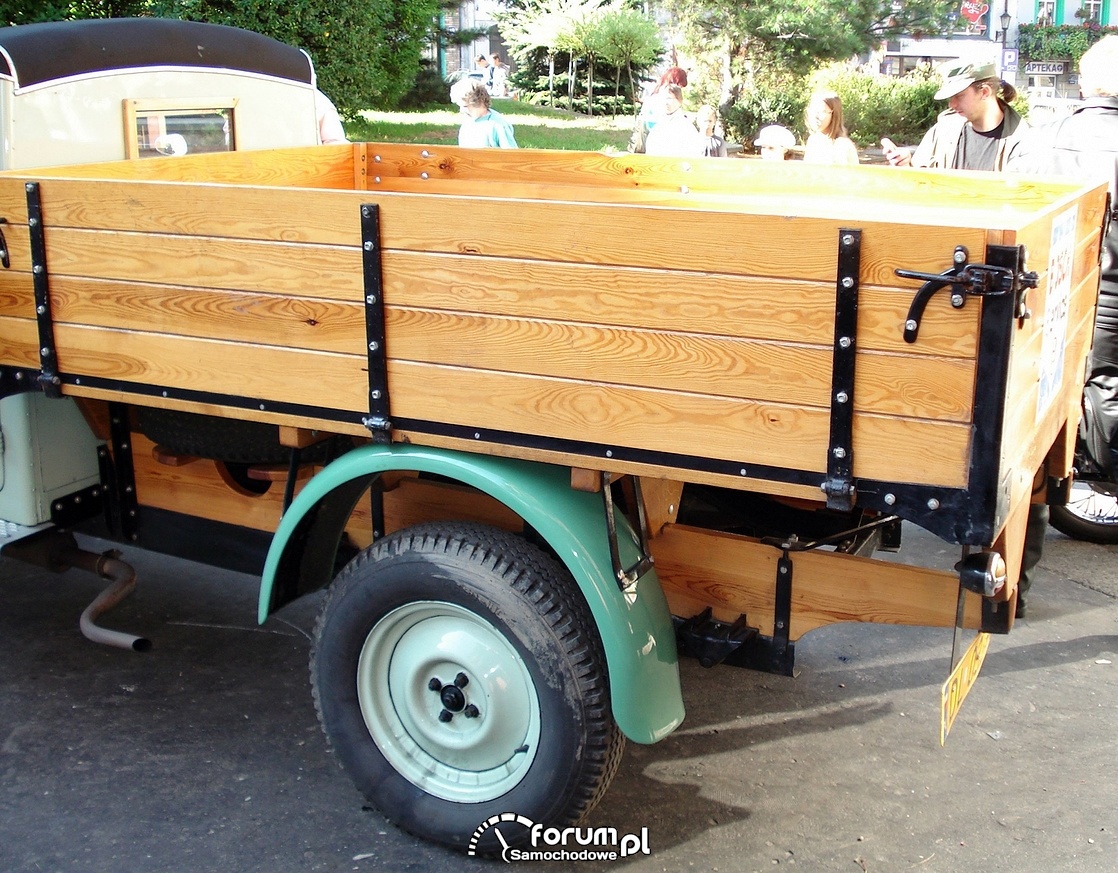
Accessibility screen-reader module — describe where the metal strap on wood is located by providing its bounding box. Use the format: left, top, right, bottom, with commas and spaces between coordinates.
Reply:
26, 182, 61, 398
823, 228, 861, 511
360, 203, 392, 444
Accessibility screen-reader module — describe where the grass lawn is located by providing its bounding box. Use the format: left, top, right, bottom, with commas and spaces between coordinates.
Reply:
345, 99, 634, 152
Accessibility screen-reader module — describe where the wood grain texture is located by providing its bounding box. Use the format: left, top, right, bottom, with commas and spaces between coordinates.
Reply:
652, 523, 984, 638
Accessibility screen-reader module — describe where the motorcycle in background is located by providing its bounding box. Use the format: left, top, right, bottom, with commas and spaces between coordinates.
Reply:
1049, 379, 1118, 544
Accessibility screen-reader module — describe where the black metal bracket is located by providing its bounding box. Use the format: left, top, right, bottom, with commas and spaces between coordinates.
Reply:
360, 203, 392, 444
823, 229, 861, 511
106, 402, 140, 543
48, 482, 104, 528
673, 608, 757, 668
26, 182, 61, 398
770, 551, 794, 674
0, 216, 10, 269
601, 473, 654, 591
897, 244, 1039, 343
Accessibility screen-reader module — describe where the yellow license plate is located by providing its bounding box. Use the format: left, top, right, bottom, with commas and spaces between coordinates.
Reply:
940, 631, 991, 746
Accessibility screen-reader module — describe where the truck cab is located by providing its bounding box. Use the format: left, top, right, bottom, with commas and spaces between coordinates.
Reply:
0, 17, 322, 531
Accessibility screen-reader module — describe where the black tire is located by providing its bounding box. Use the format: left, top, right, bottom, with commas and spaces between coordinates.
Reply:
1049, 478, 1118, 544
310, 522, 624, 854
135, 407, 348, 465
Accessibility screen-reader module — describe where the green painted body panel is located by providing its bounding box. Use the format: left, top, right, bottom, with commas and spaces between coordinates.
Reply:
258, 443, 684, 744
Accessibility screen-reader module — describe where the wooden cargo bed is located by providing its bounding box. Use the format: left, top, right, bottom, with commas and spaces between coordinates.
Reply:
0, 143, 1106, 547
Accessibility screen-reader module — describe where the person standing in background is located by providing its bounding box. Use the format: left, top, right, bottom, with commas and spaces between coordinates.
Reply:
450, 79, 518, 148
882, 59, 1027, 171
803, 90, 858, 165
489, 54, 510, 97
644, 85, 706, 157
628, 66, 688, 154
696, 105, 727, 158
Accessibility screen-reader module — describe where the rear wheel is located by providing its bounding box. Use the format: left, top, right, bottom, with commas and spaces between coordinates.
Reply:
310, 522, 624, 853
1049, 478, 1118, 544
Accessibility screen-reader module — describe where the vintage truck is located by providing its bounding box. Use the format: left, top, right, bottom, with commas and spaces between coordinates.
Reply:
0, 21, 1108, 856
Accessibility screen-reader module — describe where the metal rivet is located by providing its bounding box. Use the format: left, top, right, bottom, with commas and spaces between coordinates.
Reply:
842, 234, 854, 246
839, 336, 852, 349
927, 498, 940, 510
373, 176, 381, 184
951, 294, 964, 307
841, 277, 854, 289
954, 249, 967, 264
421, 150, 430, 158
25, 183, 34, 192
905, 319, 917, 331
36, 305, 45, 315
39, 347, 49, 356
361, 206, 370, 217
474, 432, 481, 439
740, 468, 748, 476
605, 450, 613, 458
420, 172, 429, 180
680, 185, 690, 194
369, 341, 379, 351
366, 295, 377, 304
836, 391, 849, 404
884, 493, 896, 505
29, 217, 39, 227
370, 389, 382, 399
363, 241, 374, 251
33, 265, 43, 274
54, 503, 63, 511
162, 390, 168, 397
374, 155, 382, 163
833, 447, 847, 459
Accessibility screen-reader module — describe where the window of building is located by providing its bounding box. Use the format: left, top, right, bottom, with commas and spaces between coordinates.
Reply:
1036, 0, 1056, 24
1078, 0, 1103, 20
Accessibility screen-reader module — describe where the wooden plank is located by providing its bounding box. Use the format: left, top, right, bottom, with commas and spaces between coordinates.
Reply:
651, 523, 984, 638
22, 144, 359, 188
395, 428, 830, 501
0, 272, 35, 318
27, 177, 990, 284
381, 477, 524, 535
0, 316, 38, 367
380, 251, 982, 359
385, 309, 976, 422
31, 179, 364, 245
48, 276, 365, 354
44, 228, 363, 299
387, 361, 972, 487
364, 144, 1088, 219
52, 324, 367, 412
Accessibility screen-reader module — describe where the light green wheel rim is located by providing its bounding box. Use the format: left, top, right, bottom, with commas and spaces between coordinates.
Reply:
356, 600, 542, 803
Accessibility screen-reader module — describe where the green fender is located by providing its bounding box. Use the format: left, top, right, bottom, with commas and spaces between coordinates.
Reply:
258, 442, 684, 744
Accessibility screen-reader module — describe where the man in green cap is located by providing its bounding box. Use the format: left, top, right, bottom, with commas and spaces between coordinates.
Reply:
883, 58, 1028, 171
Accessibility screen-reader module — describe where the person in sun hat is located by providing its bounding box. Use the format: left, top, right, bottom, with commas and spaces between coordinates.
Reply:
882, 57, 1028, 171
753, 124, 796, 160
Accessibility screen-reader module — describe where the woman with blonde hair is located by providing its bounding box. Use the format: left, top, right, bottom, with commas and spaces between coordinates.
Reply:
803, 90, 859, 165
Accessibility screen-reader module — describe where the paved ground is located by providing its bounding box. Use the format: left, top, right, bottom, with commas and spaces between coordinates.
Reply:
1, 522, 1115, 873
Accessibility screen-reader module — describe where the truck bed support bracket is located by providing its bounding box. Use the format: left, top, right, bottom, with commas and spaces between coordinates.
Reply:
823, 229, 861, 511
601, 472, 654, 592
26, 182, 61, 398
360, 203, 392, 444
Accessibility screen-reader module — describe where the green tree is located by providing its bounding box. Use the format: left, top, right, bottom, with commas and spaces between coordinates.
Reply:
0, 0, 150, 24
151, 1, 439, 113
664, 0, 959, 83
596, 7, 662, 113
